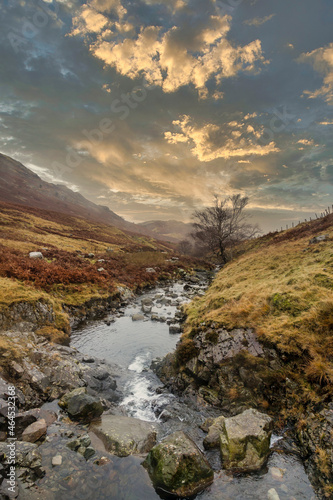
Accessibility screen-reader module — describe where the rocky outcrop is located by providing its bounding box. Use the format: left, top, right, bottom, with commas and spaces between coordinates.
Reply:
155, 327, 285, 415
143, 431, 214, 498
296, 403, 333, 498
0, 330, 121, 409
91, 415, 157, 457
0, 301, 56, 333
218, 409, 273, 471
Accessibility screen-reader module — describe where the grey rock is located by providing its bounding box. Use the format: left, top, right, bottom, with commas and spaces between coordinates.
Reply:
52, 455, 62, 466
142, 305, 152, 313
91, 415, 157, 457
29, 252, 43, 259
169, 324, 182, 334
59, 388, 103, 421
309, 234, 329, 244
219, 409, 273, 471
132, 314, 145, 321
203, 416, 226, 449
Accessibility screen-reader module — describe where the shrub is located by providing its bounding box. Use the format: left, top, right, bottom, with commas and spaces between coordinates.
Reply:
176, 339, 199, 365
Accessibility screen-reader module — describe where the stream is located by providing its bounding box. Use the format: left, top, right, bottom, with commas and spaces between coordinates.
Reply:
67, 279, 318, 500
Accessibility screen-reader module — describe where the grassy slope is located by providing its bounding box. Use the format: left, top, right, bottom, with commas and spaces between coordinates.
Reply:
0, 202, 205, 336
184, 214, 333, 398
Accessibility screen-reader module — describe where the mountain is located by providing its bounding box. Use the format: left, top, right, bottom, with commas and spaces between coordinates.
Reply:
0, 153, 146, 235
138, 220, 193, 244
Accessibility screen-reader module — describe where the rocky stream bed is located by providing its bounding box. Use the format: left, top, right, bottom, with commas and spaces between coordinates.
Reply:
0, 271, 328, 499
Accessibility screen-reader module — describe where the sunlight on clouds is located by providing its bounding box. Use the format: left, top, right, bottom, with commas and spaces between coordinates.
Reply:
244, 14, 275, 27
165, 115, 279, 161
300, 42, 333, 105
71, 5, 268, 97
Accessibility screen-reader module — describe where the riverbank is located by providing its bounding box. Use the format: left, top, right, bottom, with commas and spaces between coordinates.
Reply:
156, 215, 333, 499
0, 274, 318, 499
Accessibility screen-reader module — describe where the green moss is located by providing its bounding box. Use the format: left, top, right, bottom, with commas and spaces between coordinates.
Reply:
205, 330, 219, 344
269, 292, 305, 316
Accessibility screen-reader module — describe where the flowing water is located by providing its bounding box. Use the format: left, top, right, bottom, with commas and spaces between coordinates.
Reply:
68, 281, 318, 500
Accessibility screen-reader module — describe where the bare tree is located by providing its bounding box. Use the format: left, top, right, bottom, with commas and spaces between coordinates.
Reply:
177, 239, 193, 255
191, 194, 260, 263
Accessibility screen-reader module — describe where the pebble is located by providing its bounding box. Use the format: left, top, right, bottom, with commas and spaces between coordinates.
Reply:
52, 455, 62, 466
270, 467, 285, 480
267, 488, 280, 500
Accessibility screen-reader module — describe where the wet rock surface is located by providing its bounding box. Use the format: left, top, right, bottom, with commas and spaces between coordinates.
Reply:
91, 415, 157, 457
0, 274, 321, 500
0, 331, 121, 410
59, 388, 104, 421
143, 431, 214, 498
218, 408, 273, 471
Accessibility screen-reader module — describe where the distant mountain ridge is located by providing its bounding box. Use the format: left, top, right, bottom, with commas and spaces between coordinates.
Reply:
0, 153, 191, 243
138, 219, 193, 243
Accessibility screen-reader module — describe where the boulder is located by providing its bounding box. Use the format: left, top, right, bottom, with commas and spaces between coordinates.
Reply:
309, 234, 329, 244
142, 305, 152, 313
91, 415, 157, 457
219, 408, 273, 471
141, 298, 154, 306
146, 268, 156, 273
29, 252, 43, 259
203, 416, 226, 449
22, 419, 47, 443
144, 431, 214, 498
169, 324, 182, 334
59, 387, 103, 421
132, 314, 145, 321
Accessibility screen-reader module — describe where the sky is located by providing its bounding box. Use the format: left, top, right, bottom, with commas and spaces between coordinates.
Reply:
0, 0, 332, 231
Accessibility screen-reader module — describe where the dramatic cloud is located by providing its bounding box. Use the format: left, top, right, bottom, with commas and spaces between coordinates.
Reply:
164, 115, 279, 161
71, 4, 268, 98
300, 43, 333, 105
0, 0, 332, 230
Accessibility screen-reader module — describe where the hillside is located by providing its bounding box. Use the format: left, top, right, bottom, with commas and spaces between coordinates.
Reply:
156, 214, 333, 497
0, 153, 146, 233
0, 201, 206, 341
183, 214, 333, 391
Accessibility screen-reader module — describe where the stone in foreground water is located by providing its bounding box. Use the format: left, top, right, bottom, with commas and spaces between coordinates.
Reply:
143, 431, 214, 498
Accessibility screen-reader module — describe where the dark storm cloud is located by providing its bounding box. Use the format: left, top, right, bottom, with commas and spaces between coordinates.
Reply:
0, 0, 332, 226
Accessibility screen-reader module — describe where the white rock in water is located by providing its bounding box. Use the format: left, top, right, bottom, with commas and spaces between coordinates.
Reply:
267, 488, 280, 500
270, 466, 285, 480
52, 455, 62, 466
29, 252, 43, 259
132, 314, 145, 321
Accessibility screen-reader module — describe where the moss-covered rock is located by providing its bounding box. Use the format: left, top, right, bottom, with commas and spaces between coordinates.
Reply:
219, 408, 273, 471
143, 431, 214, 498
